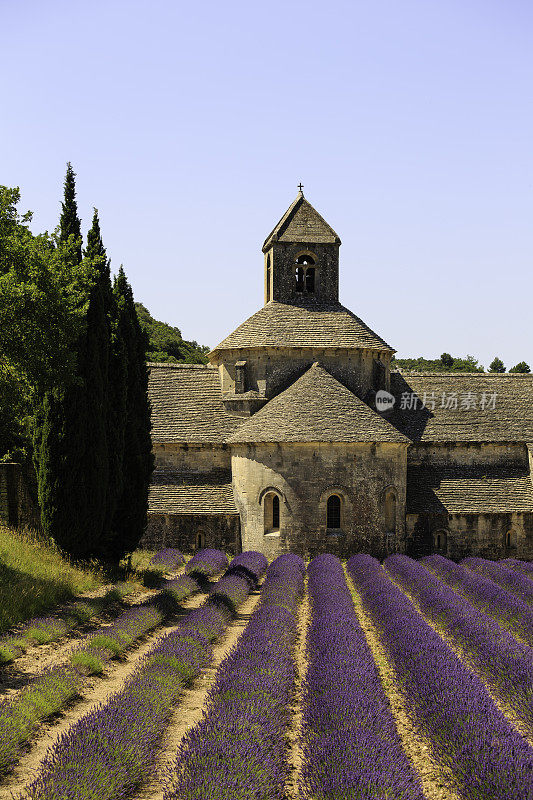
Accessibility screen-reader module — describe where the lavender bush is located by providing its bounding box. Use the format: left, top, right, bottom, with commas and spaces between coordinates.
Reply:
386, 554, 533, 738
149, 548, 185, 570
161, 575, 201, 606
184, 549, 229, 579
208, 573, 253, 612
502, 558, 533, 578
424, 553, 533, 647
462, 556, 533, 605
164, 553, 304, 800
300, 554, 424, 800
21, 577, 254, 799
348, 554, 533, 800
226, 551, 268, 587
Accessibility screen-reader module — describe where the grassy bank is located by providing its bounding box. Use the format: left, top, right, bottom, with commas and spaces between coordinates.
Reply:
0, 525, 102, 634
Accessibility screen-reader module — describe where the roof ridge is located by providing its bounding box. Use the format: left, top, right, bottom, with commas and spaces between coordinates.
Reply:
147, 362, 215, 370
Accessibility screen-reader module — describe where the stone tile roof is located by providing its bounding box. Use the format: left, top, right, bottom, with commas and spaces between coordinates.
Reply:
148, 363, 241, 443
389, 372, 533, 443
263, 192, 340, 251
407, 464, 533, 514
228, 363, 409, 444
210, 300, 394, 354
148, 473, 237, 515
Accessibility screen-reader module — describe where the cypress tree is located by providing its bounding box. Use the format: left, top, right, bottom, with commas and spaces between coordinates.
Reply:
110, 268, 154, 558
60, 163, 83, 265
36, 164, 94, 557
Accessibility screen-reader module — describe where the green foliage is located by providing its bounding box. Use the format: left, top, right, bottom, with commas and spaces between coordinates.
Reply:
0, 524, 101, 634
135, 303, 209, 363
489, 357, 506, 373
0, 185, 91, 460
509, 361, 531, 373
110, 271, 155, 559
391, 354, 485, 372
60, 162, 83, 265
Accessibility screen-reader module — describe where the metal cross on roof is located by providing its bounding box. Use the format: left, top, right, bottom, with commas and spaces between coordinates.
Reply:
298, 182, 304, 192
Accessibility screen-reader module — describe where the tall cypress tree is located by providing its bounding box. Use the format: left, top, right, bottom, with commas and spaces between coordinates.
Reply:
60, 163, 82, 266
36, 164, 94, 557
110, 268, 153, 558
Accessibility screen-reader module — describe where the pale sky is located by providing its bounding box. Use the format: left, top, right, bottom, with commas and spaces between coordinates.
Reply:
2, 0, 532, 368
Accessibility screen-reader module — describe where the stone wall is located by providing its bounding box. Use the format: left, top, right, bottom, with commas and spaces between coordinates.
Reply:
406, 510, 533, 560
266, 241, 340, 305
409, 442, 528, 469
217, 346, 392, 404
141, 512, 241, 554
231, 441, 407, 559
153, 443, 231, 475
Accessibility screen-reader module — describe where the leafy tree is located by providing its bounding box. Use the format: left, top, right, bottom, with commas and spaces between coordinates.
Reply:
440, 353, 454, 368
489, 357, 506, 373
59, 163, 82, 266
135, 303, 209, 363
509, 361, 531, 373
0, 186, 90, 460
110, 269, 154, 558
391, 354, 485, 373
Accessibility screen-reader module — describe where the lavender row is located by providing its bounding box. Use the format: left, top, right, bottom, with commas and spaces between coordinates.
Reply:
300, 554, 423, 800
386, 554, 533, 738
184, 548, 229, 578
347, 554, 533, 800
0, 603, 162, 773
503, 558, 533, 578
163, 553, 305, 800
149, 548, 186, 570
423, 553, 533, 647
22, 575, 254, 800
0, 584, 136, 666
462, 556, 533, 605
226, 550, 268, 587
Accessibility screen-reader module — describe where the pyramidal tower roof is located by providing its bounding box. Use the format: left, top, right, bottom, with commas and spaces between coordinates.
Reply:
262, 190, 341, 252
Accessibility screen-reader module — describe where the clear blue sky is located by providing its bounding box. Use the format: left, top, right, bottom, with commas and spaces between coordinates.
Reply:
3, 0, 532, 368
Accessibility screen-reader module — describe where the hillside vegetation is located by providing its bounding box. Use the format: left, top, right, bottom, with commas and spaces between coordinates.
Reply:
0, 525, 102, 633
136, 303, 209, 364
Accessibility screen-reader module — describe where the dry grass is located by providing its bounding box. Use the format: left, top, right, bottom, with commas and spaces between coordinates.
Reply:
0, 525, 102, 634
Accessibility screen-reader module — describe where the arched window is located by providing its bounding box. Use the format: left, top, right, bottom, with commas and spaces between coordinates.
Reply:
327, 494, 341, 529
384, 489, 397, 532
305, 267, 315, 293
196, 531, 205, 549
266, 255, 271, 302
295, 266, 305, 292
433, 530, 447, 552
505, 529, 517, 550
296, 253, 315, 265
264, 492, 281, 534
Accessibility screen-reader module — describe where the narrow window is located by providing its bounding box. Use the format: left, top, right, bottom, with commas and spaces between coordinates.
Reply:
433, 530, 447, 552
196, 531, 205, 549
235, 361, 247, 394
384, 489, 396, 532
264, 492, 281, 533
327, 494, 341, 529
266, 255, 271, 302
295, 266, 305, 292
505, 530, 516, 549
272, 495, 280, 529
305, 267, 315, 293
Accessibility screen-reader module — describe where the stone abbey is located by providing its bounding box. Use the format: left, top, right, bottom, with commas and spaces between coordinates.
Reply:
144, 191, 533, 559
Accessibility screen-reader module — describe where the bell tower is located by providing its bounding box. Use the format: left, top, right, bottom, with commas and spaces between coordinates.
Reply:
262, 189, 341, 305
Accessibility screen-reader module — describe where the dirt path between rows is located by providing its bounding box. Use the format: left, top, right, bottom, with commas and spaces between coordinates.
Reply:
131, 589, 263, 800
285, 581, 310, 800
389, 570, 533, 748
0, 592, 206, 800
344, 569, 463, 800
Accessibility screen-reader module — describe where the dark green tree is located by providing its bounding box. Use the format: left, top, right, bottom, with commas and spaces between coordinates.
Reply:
110, 268, 154, 558
59, 163, 82, 266
509, 361, 531, 373
489, 357, 506, 373
440, 353, 454, 368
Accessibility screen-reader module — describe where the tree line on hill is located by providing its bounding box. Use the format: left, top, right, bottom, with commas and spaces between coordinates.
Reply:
392, 353, 530, 373
0, 166, 153, 561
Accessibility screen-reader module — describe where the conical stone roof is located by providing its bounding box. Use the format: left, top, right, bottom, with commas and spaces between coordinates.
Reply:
227, 363, 409, 444
263, 191, 341, 251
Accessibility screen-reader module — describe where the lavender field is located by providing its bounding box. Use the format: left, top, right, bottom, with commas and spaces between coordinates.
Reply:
1, 551, 533, 800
